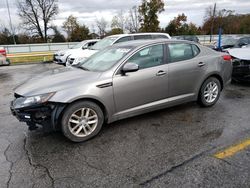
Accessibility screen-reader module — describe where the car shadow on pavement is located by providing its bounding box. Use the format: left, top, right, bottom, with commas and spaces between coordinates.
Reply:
28, 99, 224, 145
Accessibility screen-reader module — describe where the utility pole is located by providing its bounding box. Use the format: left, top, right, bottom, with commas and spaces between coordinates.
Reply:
210, 3, 216, 43
6, 0, 16, 44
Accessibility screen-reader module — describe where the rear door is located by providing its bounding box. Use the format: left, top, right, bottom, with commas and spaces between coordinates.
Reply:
167, 43, 206, 98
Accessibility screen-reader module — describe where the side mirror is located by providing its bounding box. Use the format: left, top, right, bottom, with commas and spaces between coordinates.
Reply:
122, 63, 139, 74
82, 46, 88, 50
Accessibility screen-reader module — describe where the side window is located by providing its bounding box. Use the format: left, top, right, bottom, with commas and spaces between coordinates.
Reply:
192, 44, 200, 57
115, 36, 132, 44
87, 42, 96, 47
134, 35, 152, 40
238, 38, 248, 45
247, 37, 250, 44
127, 44, 164, 69
152, 35, 168, 39
168, 43, 194, 63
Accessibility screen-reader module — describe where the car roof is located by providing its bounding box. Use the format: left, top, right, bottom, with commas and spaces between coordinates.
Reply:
81, 39, 100, 42
106, 33, 170, 38
112, 39, 196, 48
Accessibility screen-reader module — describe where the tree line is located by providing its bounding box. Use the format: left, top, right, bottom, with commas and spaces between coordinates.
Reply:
0, 0, 249, 45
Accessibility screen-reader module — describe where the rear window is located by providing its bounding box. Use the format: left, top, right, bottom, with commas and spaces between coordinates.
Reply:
168, 43, 195, 62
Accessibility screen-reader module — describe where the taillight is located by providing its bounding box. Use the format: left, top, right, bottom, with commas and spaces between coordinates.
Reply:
222, 55, 232, 61
0, 49, 6, 56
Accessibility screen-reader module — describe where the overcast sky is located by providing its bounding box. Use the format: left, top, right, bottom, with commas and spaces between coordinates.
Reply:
0, 0, 250, 33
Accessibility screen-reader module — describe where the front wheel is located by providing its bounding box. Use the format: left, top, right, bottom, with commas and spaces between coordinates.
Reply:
198, 77, 221, 107
61, 101, 104, 142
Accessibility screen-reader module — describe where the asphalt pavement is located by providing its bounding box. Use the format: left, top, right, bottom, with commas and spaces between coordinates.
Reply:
0, 63, 249, 188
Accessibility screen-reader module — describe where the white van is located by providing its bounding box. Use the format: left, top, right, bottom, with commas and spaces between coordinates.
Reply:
66, 33, 171, 66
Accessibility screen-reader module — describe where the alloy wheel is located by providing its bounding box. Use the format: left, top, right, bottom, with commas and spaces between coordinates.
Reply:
203, 81, 219, 103
68, 108, 98, 137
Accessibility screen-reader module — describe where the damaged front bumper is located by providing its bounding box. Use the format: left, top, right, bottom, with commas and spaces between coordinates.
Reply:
232, 58, 250, 82
10, 94, 66, 131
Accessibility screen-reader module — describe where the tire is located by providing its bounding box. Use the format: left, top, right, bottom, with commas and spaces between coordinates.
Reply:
198, 77, 221, 107
61, 101, 104, 142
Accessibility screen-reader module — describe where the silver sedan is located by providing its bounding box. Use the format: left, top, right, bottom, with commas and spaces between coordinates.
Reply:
11, 39, 232, 142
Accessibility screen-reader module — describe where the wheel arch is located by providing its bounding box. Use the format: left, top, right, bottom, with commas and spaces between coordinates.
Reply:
201, 73, 224, 91
53, 97, 109, 131
196, 73, 224, 102
67, 97, 109, 122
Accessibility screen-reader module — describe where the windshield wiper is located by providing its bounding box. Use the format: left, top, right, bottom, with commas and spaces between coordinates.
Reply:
72, 64, 89, 71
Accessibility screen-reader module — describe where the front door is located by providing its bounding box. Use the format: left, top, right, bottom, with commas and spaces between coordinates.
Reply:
112, 44, 168, 117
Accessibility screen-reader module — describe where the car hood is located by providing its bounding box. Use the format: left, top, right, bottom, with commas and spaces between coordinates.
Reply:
55, 49, 67, 55
55, 48, 80, 56
227, 48, 250, 60
69, 49, 98, 59
15, 67, 102, 96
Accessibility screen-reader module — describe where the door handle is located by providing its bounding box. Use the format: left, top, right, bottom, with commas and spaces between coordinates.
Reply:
198, 62, 206, 67
156, 70, 166, 76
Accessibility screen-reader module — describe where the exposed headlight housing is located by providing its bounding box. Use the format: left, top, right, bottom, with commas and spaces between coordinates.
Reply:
14, 92, 55, 109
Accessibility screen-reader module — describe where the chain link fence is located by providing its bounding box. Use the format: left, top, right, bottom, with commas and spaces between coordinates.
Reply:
2, 42, 78, 54
2, 34, 250, 54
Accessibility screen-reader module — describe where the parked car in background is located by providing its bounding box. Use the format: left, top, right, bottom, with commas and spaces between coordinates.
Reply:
213, 36, 250, 51
227, 47, 250, 82
0, 47, 7, 57
11, 39, 232, 142
53, 39, 99, 65
172, 35, 199, 43
0, 54, 10, 66
66, 33, 171, 66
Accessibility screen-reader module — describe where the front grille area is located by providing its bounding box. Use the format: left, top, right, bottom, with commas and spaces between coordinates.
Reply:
233, 58, 250, 66
68, 58, 75, 65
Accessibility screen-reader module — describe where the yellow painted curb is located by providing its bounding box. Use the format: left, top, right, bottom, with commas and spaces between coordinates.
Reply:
214, 139, 250, 159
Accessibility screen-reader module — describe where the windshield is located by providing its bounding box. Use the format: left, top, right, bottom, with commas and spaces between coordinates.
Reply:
78, 47, 132, 72
90, 37, 118, 50
71, 42, 85, 49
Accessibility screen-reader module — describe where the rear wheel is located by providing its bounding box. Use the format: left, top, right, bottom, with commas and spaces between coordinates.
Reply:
61, 101, 104, 142
198, 77, 221, 107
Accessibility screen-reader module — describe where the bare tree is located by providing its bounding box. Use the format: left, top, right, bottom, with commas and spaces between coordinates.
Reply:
62, 15, 79, 41
96, 17, 108, 37
111, 10, 126, 32
125, 6, 140, 33
17, 0, 58, 42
